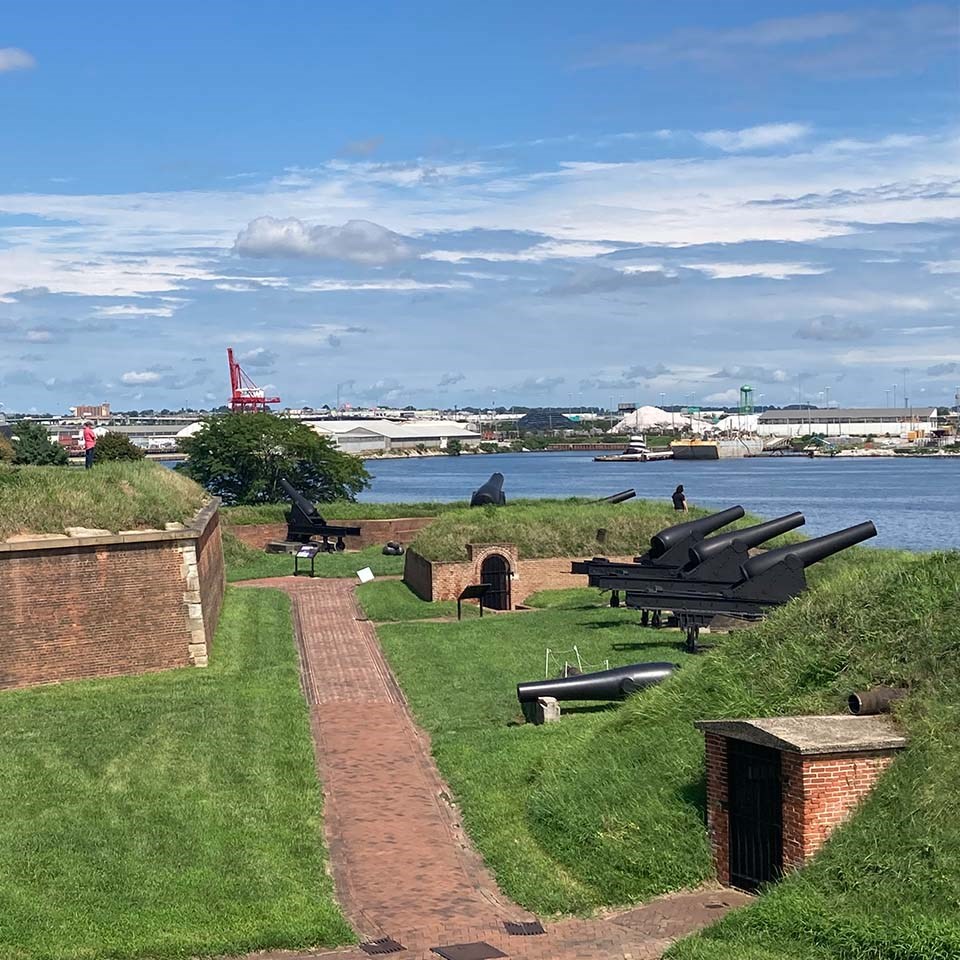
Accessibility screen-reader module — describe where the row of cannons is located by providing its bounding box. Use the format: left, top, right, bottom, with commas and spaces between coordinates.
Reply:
517, 506, 877, 718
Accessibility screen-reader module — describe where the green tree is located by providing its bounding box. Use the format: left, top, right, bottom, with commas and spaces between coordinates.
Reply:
0, 434, 13, 463
12, 422, 69, 466
94, 432, 146, 462
178, 413, 370, 505
446, 438, 462, 456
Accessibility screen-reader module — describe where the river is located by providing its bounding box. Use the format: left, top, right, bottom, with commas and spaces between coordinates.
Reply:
357, 452, 959, 552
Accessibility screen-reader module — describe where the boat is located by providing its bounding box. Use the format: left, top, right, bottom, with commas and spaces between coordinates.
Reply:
670, 437, 764, 460
595, 436, 674, 462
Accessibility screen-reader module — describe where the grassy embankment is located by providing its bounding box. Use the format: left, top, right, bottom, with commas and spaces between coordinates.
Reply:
0, 586, 354, 960
375, 549, 960, 959
0, 461, 207, 538
409, 499, 802, 562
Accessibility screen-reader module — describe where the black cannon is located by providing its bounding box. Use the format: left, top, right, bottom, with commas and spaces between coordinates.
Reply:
517, 661, 677, 719
622, 521, 878, 651
643, 505, 745, 566
470, 472, 506, 506
595, 488, 637, 504
279, 477, 362, 551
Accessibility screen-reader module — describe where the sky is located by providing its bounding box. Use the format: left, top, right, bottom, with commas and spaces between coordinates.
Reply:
0, 0, 958, 414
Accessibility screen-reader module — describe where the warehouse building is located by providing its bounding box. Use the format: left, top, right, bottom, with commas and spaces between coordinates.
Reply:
308, 419, 481, 454
757, 408, 938, 438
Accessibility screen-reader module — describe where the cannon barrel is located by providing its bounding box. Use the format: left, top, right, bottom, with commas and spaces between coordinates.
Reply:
596, 488, 636, 504
649, 505, 745, 559
517, 662, 677, 703
741, 521, 877, 580
689, 512, 805, 565
470, 472, 506, 507
280, 477, 321, 518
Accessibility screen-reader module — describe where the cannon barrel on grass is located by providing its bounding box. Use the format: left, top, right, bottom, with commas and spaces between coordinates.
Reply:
470, 472, 506, 506
279, 477, 362, 549
595, 488, 636, 504
517, 662, 677, 706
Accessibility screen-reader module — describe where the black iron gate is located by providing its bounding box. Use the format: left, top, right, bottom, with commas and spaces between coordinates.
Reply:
727, 739, 782, 890
480, 554, 512, 610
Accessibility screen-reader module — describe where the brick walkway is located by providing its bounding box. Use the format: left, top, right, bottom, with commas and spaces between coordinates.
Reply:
238, 578, 752, 960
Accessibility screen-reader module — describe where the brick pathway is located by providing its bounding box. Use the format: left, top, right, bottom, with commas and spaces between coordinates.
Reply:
238, 577, 752, 960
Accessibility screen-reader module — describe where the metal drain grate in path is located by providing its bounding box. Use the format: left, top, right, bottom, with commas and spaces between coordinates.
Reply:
360, 938, 406, 955
431, 942, 507, 960
503, 920, 545, 936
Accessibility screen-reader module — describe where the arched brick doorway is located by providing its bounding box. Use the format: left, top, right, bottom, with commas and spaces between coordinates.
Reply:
480, 553, 512, 610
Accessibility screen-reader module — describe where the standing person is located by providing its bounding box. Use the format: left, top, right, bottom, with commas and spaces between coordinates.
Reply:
82, 422, 97, 469
672, 484, 687, 511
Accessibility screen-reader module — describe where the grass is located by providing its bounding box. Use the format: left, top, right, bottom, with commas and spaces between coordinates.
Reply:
375, 548, 960, 959
524, 586, 610, 610
376, 605, 693, 914
0, 586, 354, 960
0, 461, 207, 538
356, 579, 479, 621
409, 498, 803, 562
223, 532, 405, 582
223, 500, 464, 525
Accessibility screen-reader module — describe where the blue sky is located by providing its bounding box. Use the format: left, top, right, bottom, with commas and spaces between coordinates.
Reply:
1, 0, 958, 412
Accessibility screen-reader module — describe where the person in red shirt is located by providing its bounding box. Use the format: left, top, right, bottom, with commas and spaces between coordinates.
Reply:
82, 422, 97, 469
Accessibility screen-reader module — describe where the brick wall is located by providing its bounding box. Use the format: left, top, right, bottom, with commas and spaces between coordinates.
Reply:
702, 732, 898, 884
227, 516, 435, 551
403, 550, 631, 606
703, 733, 731, 884
0, 502, 225, 691
782, 751, 896, 869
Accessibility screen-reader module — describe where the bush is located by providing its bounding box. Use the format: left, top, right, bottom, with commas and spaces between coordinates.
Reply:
12, 422, 68, 466
178, 412, 370, 506
0, 434, 14, 463
446, 438, 462, 456
94, 431, 146, 462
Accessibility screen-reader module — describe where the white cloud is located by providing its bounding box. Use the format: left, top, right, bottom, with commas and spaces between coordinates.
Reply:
120, 370, 162, 384
235, 217, 414, 263
704, 389, 742, 404
926, 260, 960, 274
696, 123, 810, 152
302, 278, 471, 293
93, 304, 177, 318
0, 48, 35, 72
685, 261, 830, 280
25, 329, 52, 342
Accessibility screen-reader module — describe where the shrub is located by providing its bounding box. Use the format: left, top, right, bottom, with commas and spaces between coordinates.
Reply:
94, 431, 146, 462
12, 422, 68, 466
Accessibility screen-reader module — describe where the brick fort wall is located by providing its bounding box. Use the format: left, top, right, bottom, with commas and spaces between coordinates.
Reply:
0, 501, 226, 691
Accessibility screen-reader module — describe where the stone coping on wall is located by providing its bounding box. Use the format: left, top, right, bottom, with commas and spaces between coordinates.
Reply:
0, 498, 221, 553
695, 714, 907, 756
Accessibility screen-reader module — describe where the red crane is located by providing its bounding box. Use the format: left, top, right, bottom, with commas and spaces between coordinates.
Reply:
227, 348, 280, 412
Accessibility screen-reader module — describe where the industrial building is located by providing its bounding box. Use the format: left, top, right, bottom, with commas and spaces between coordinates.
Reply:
308, 419, 481, 454
757, 408, 939, 438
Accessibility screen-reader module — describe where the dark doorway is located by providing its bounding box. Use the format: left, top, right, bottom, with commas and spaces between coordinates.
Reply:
480, 554, 512, 610
727, 740, 783, 891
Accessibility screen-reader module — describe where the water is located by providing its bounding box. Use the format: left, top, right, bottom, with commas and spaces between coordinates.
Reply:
359, 452, 960, 552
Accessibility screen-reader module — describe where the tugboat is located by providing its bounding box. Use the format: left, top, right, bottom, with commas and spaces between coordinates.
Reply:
595, 436, 673, 462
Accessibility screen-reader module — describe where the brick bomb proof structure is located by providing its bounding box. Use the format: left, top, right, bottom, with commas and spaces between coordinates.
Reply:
696, 715, 906, 890
0, 500, 225, 691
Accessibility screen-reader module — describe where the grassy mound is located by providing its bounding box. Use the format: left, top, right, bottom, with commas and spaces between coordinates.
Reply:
223, 500, 464, 524
0, 461, 207, 538
376, 547, 960, 957
0, 586, 354, 959
409, 499, 801, 561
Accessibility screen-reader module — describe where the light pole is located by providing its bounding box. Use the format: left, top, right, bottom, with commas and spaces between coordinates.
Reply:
885, 389, 890, 408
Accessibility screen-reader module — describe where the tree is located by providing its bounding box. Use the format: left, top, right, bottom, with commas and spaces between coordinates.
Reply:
178, 412, 370, 505
446, 438, 462, 456
95, 432, 146, 462
0, 434, 14, 463
12, 422, 69, 466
